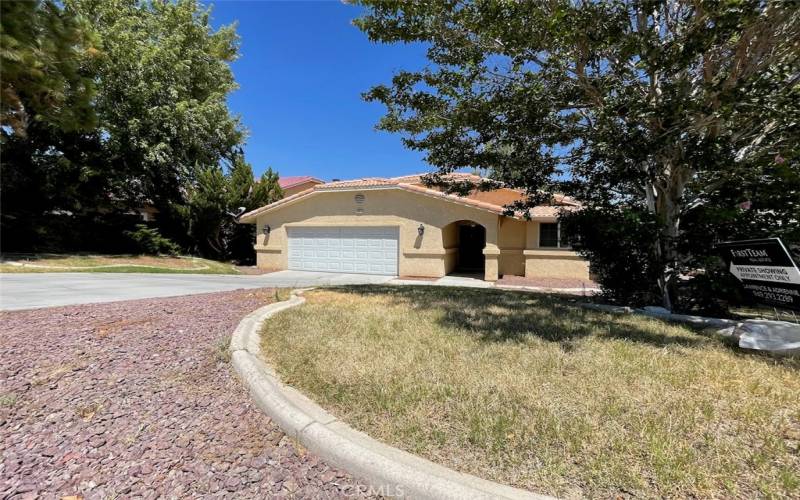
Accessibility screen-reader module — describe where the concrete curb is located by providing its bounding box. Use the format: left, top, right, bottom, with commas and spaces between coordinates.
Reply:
576, 302, 800, 356
496, 283, 601, 295
231, 290, 554, 500
576, 302, 739, 329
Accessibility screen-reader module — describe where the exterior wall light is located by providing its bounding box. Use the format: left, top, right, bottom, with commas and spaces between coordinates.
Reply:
418, 224, 425, 236
263, 224, 271, 235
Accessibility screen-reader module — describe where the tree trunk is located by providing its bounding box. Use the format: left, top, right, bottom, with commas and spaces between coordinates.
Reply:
656, 190, 681, 311
648, 164, 691, 311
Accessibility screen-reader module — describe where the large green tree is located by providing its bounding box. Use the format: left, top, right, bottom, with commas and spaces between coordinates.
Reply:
1, 0, 247, 253
1, 0, 108, 251
68, 0, 244, 216
354, 0, 800, 309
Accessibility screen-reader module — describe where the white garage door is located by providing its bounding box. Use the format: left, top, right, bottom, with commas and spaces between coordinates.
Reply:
287, 227, 399, 275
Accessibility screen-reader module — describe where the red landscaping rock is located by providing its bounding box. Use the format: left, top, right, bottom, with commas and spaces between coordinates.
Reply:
0, 289, 374, 498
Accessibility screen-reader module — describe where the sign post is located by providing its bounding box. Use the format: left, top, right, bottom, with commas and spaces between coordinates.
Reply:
715, 238, 800, 311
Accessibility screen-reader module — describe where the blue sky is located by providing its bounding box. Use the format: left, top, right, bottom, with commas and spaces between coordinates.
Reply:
205, 1, 430, 180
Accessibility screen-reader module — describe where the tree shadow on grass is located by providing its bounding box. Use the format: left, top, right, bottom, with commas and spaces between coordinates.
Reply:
325, 285, 711, 350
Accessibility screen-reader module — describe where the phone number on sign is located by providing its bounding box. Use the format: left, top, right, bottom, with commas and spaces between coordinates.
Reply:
744, 283, 798, 304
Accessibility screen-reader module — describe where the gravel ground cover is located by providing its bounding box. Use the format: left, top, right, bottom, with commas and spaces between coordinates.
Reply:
0, 289, 373, 499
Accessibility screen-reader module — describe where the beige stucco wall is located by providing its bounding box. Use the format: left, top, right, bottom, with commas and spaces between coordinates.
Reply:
252, 188, 589, 281
524, 250, 590, 280
523, 221, 590, 280
442, 223, 459, 274
498, 218, 526, 276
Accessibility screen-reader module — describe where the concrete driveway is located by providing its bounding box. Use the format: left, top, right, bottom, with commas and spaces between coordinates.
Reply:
0, 271, 394, 311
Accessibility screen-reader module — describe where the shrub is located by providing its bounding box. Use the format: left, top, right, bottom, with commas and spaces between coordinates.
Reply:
1, 212, 146, 254
561, 207, 662, 307
124, 224, 181, 256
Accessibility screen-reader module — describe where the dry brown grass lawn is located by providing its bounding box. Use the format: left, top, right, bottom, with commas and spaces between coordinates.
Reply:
261, 286, 800, 499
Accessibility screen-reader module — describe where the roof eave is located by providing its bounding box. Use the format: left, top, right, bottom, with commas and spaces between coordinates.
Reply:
238, 183, 574, 223
238, 187, 318, 223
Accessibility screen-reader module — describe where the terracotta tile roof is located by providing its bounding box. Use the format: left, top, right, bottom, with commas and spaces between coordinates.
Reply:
278, 176, 323, 189
316, 178, 397, 189
390, 172, 485, 184
392, 172, 581, 207
239, 173, 581, 223
553, 194, 580, 206
529, 205, 578, 218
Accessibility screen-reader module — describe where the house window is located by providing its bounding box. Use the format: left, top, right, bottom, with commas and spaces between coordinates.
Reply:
539, 222, 569, 248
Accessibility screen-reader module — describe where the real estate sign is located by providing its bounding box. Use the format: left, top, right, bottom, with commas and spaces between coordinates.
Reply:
716, 238, 800, 311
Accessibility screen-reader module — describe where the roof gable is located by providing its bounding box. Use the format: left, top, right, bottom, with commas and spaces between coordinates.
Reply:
240, 174, 579, 222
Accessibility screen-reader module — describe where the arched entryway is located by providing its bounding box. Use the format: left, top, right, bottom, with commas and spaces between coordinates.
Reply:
443, 220, 486, 276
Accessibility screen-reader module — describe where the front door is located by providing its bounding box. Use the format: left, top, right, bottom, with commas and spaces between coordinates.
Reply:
458, 224, 486, 272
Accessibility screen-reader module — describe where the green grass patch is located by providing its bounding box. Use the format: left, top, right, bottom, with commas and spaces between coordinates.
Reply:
0, 393, 18, 408
213, 335, 233, 363
261, 286, 800, 499
0, 253, 239, 274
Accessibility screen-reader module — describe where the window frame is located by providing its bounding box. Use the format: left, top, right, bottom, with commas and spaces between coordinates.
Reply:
538, 222, 570, 249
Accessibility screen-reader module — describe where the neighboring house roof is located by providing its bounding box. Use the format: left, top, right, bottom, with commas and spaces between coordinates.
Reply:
278, 176, 324, 190
240, 173, 579, 223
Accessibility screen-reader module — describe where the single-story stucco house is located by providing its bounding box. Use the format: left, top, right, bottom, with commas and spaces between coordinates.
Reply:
240, 173, 589, 282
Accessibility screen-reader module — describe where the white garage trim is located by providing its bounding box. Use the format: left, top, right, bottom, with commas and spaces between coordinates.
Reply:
287, 226, 399, 276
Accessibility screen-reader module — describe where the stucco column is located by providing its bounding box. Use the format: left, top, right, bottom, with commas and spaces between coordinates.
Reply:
483, 247, 500, 281
483, 219, 500, 281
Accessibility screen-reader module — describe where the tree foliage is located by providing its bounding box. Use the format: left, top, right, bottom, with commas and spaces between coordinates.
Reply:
227, 161, 282, 262
562, 207, 662, 306
354, 0, 800, 309
1, 0, 107, 250
1, 0, 255, 259
67, 0, 244, 211
180, 157, 282, 262
0, 0, 97, 135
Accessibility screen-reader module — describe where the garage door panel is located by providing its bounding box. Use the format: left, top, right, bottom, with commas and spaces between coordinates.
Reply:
288, 227, 398, 276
